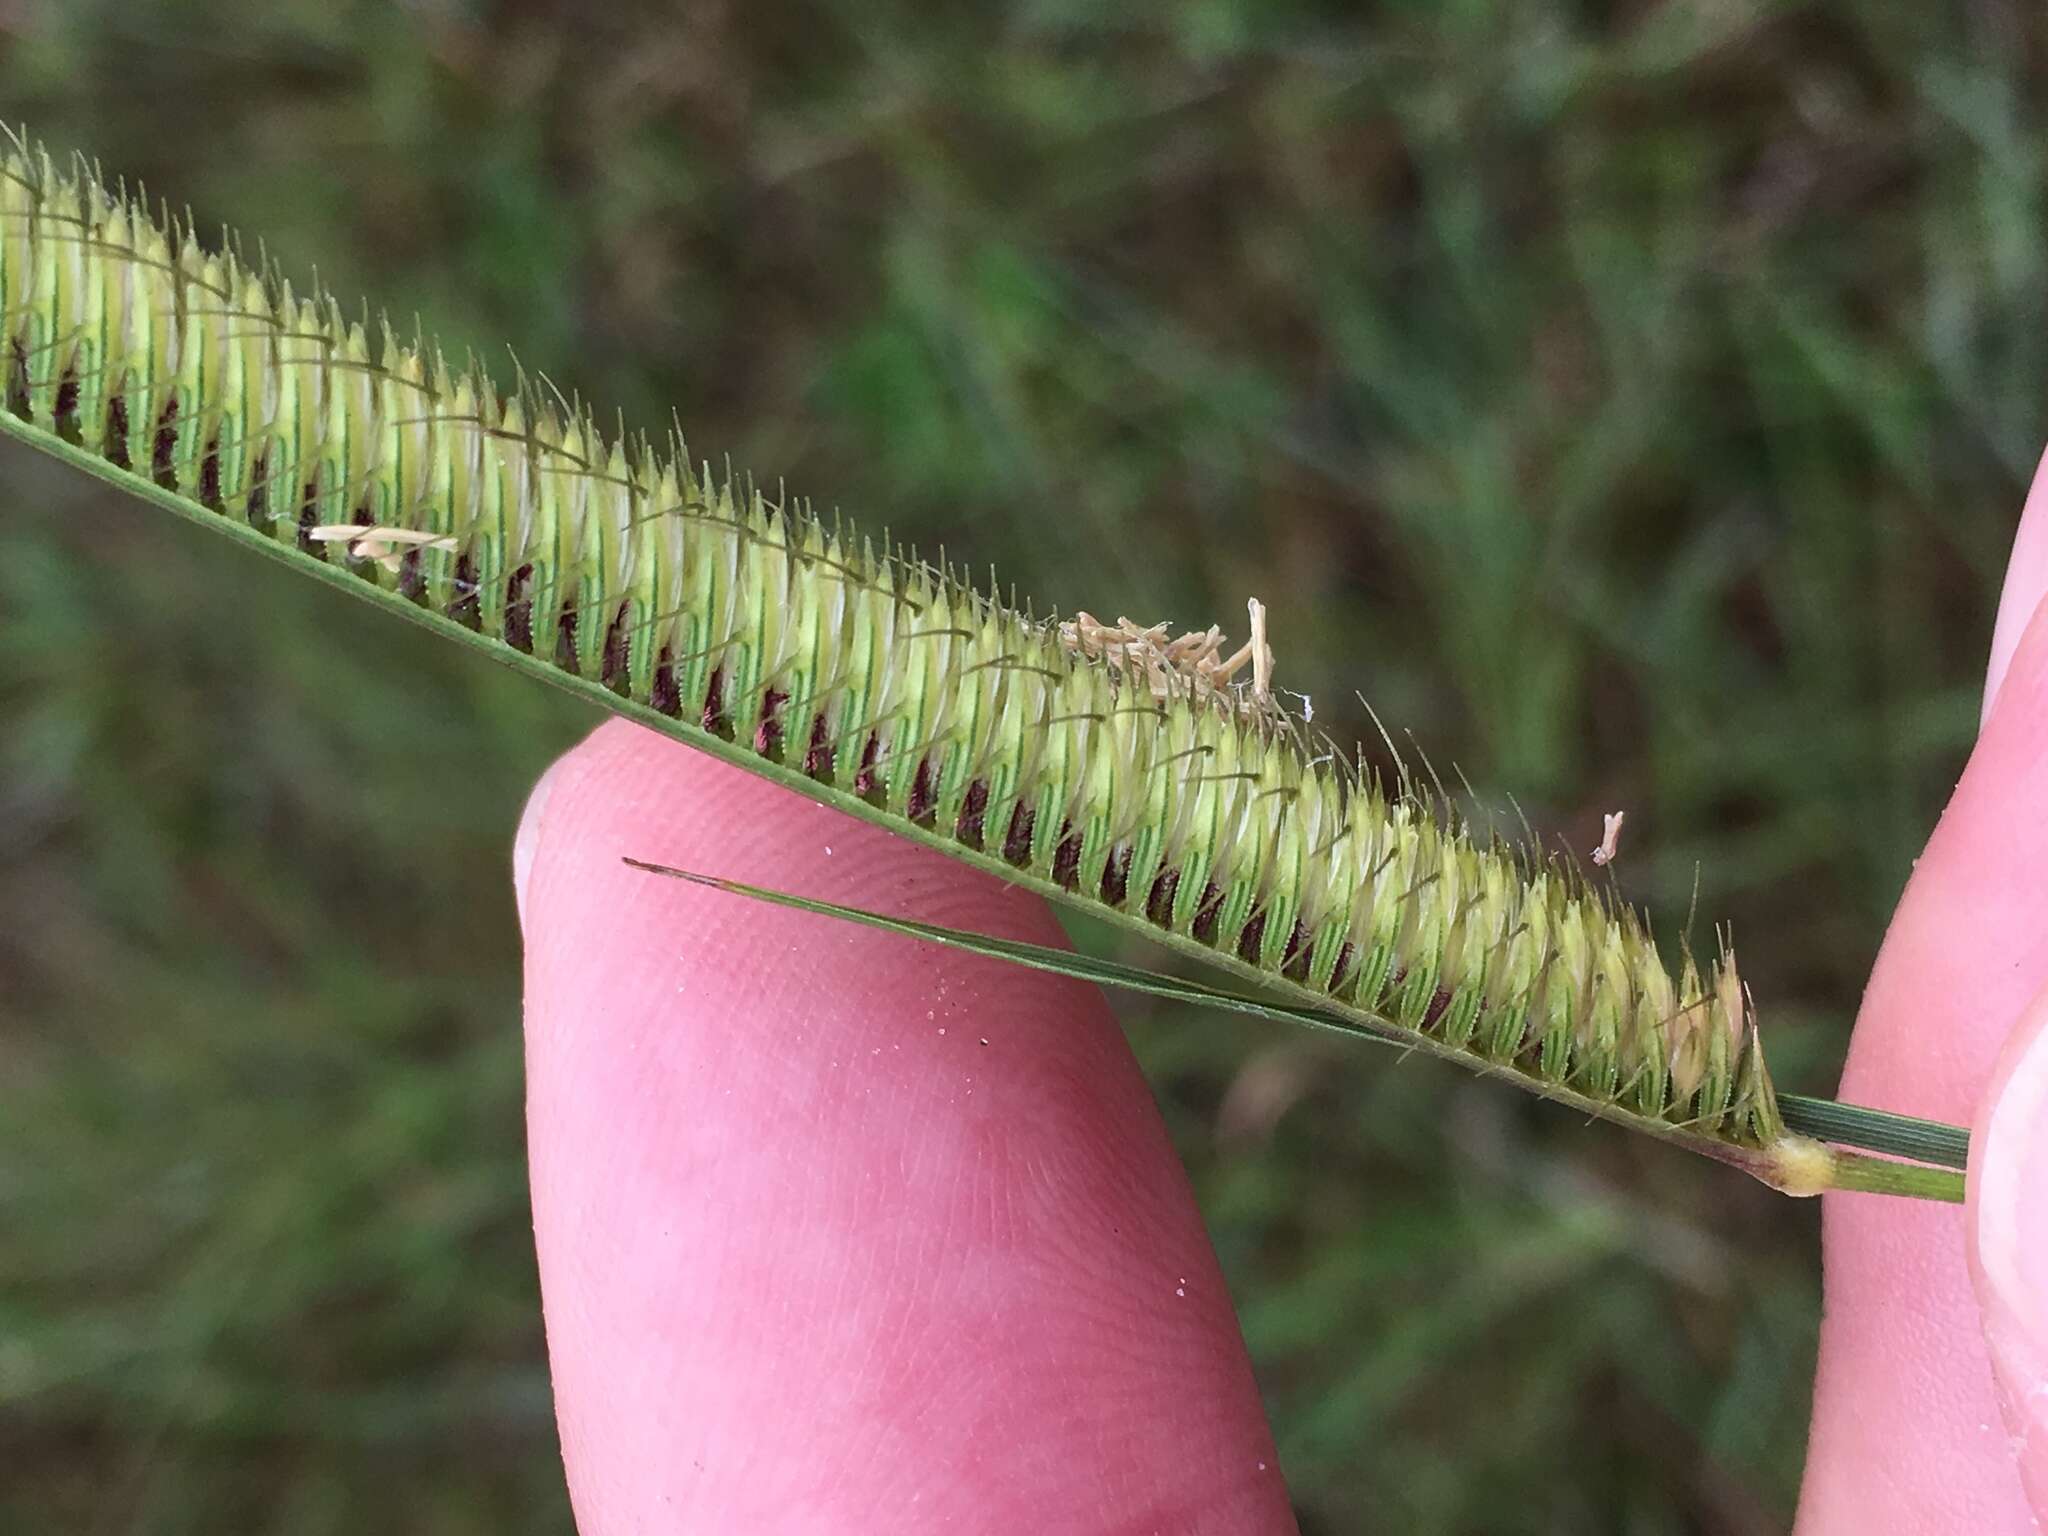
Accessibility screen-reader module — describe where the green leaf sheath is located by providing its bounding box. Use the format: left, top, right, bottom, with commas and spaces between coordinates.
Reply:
1, 125, 1897, 1184
1777, 1095, 1970, 1171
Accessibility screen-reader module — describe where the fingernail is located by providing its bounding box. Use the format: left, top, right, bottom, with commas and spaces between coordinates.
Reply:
1982, 445, 2048, 725
513, 756, 569, 933
1969, 986, 2048, 1513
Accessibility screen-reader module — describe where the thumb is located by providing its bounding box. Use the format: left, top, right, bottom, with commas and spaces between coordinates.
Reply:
1969, 981, 2048, 1516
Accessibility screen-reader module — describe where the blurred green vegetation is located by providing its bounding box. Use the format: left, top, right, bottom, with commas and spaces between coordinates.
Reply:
0, 2, 2037, 1531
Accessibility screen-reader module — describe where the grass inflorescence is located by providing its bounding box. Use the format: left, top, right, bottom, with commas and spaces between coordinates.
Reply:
3, 125, 1947, 1193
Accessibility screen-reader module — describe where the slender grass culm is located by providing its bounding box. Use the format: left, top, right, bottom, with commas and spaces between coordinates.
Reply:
0, 128, 1965, 1203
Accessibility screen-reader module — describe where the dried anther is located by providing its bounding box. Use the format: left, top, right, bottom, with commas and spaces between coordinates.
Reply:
1057, 597, 1281, 722
307, 522, 459, 573
1591, 811, 1625, 868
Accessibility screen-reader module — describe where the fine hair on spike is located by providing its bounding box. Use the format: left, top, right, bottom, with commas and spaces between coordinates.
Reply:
0, 127, 1801, 1178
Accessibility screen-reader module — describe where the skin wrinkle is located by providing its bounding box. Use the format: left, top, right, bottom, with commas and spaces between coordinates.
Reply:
521, 720, 1294, 1533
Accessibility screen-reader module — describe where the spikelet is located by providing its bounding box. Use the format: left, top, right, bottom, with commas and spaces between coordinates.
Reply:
0, 131, 1787, 1160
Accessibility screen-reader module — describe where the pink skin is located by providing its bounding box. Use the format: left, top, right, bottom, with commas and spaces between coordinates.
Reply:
515, 457, 2048, 1532
515, 732, 1293, 1531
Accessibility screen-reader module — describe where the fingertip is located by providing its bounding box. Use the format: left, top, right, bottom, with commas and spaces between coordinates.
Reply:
513, 722, 1294, 1532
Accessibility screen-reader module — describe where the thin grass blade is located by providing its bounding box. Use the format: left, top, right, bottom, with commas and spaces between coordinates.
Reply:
626, 857, 1970, 1200
621, 858, 1407, 1047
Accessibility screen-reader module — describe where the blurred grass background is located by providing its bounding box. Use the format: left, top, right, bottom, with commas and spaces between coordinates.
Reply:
0, 1, 2038, 1530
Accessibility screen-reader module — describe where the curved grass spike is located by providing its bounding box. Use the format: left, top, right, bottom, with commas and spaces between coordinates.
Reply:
0, 128, 1960, 1201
